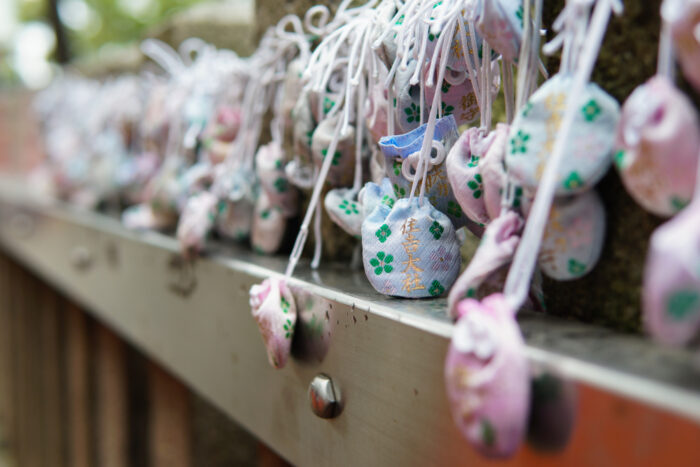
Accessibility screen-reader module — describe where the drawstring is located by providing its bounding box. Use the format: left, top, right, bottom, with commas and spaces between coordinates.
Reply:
503, 59, 515, 124
658, 0, 677, 80
504, 0, 622, 312
285, 117, 345, 278
409, 18, 456, 204
504, 0, 622, 311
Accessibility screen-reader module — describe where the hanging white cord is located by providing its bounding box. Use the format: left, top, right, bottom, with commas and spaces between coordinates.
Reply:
411, 18, 455, 204
456, 16, 483, 112
285, 117, 345, 277
503, 59, 515, 123
658, 0, 677, 80
515, 0, 533, 111
503, 0, 622, 310
141, 39, 186, 77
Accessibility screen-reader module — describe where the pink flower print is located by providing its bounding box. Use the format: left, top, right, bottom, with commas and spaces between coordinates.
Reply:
381, 279, 397, 295
430, 246, 455, 271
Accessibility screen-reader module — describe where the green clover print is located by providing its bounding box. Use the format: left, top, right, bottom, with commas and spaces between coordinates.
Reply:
393, 160, 402, 176
666, 290, 700, 321
670, 196, 689, 212
382, 195, 395, 208
321, 148, 341, 166
281, 297, 291, 313
468, 174, 483, 199
429, 280, 445, 297
512, 186, 523, 208
563, 171, 584, 191
516, 5, 524, 26
441, 101, 455, 116
375, 224, 392, 243
510, 130, 530, 155
283, 318, 293, 339
581, 99, 601, 122
369, 251, 394, 276
323, 97, 335, 115
613, 149, 626, 169
467, 154, 480, 168
441, 81, 452, 94
481, 419, 496, 447
567, 259, 587, 276
447, 201, 462, 218
429, 221, 444, 240
339, 199, 359, 215
394, 183, 406, 198
404, 102, 421, 123
273, 177, 288, 193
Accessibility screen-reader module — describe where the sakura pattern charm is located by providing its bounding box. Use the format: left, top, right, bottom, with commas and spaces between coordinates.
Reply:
447, 211, 523, 319
249, 278, 297, 369
476, 0, 524, 62
446, 126, 496, 226
445, 294, 530, 458
615, 79, 700, 217
324, 188, 364, 237
644, 201, 700, 345
667, 0, 700, 91
251, 192, 287, 255
506, 75, 620, 196
256, 141, 298, 217
176, 190, 219, 256
216, 199, 253, 241
311, 116, 357, 187
537, 191, 606, 281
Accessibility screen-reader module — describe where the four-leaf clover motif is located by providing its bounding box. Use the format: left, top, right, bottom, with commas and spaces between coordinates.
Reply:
429, 221, 444, 240
447, 201, 462, 218
404, 102, 421, 123
563, 171, 584, 191
581, 99, 601, 122
510, 130, 530, 154
429, 280, 445, 297
666, 290, 700, 321
321, 148, 342, 166
273, 177, 288, 193
369, 251, 394, 276
375, 224, 392, 243
283, 318, 293, 339
394, 183, 406, 198
567, 258, 587, 276
468, 174, 483, 199
339, 199, 359, 215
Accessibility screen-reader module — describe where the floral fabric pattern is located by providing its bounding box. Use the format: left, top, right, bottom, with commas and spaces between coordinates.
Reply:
361, 197, 460, 298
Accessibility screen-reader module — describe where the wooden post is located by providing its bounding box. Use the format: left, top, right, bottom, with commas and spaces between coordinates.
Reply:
0, 255, 16, 465
96, 324, 128, 467
65, 303, 91, 467
148, 364, 192, 467
39, 284, 67, 467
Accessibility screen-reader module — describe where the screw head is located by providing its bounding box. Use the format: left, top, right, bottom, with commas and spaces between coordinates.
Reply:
70, 246, 92, 270
308, 374, 342, 419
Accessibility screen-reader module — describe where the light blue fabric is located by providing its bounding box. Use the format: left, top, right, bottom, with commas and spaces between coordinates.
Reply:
361, 197, 461, 298
378, 115, 468, 229
360, 178, 397, 218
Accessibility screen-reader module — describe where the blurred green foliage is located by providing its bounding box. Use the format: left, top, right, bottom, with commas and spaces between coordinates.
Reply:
18, 0, 204, 57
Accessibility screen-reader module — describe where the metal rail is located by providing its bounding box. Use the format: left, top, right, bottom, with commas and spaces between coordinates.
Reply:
0, 181, 699, 466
